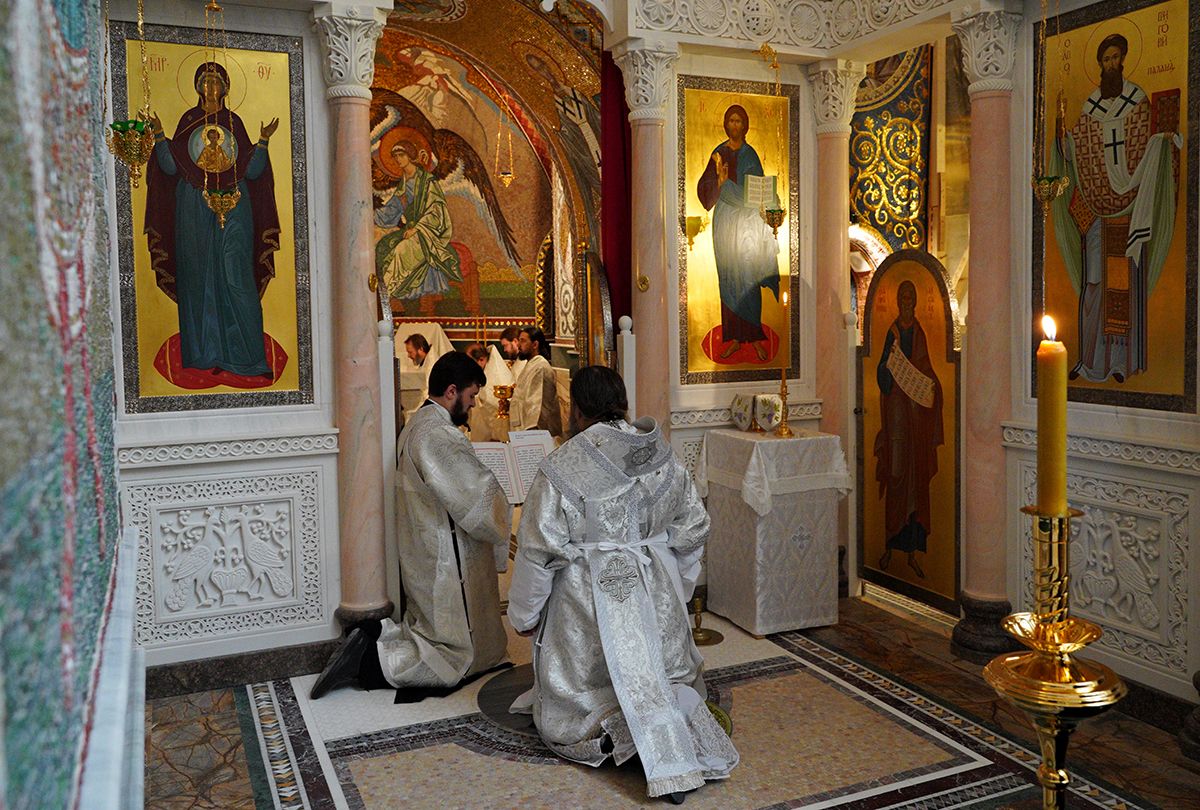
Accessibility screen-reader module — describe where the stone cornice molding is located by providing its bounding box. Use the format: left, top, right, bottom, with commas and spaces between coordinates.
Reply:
612, 39, 679, 123
951, 10, 1022, 95
312, 4, 388, 101
118, 431, 340, 468
807, 60, 866, 135
1003, 425, 1200, 476
630, 0, 959, 51
670, 401, 821, 427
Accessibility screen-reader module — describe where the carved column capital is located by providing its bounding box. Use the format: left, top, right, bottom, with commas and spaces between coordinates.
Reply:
312, 4, 388, 101
951, 10, 1022, 94
612, 39, 678, 123
807, 60, 867, 135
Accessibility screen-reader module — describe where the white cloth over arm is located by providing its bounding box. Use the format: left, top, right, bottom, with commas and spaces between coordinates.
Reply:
379, 402, 512, 687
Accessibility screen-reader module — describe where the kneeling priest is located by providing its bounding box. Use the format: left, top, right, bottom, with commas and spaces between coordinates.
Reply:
508, 366, 738, 802
312, 352, 512, 699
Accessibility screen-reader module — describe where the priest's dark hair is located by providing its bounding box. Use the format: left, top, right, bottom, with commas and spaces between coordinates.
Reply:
405, 333, 431, 353
428, 351, 487, 397
520, 325, 552, 360
570, 365, 628, 424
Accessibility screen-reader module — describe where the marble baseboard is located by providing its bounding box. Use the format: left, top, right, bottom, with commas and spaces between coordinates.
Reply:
146, 638, 341, 700
1116, 678, 1197, 738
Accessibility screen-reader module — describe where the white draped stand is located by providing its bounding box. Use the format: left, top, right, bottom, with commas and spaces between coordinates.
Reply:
695, 429, 851, 636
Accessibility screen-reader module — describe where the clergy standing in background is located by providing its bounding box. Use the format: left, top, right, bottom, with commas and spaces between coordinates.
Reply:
312, 353, 511, 700
498, 324, 527, 382
510, 326, 562, 439
508, 367, 738, 803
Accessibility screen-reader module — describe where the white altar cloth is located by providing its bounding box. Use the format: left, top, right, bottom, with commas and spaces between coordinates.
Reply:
695, 429, 851, 635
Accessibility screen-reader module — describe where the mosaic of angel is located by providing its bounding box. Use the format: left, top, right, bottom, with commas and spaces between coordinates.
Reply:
370, 90, 521, 317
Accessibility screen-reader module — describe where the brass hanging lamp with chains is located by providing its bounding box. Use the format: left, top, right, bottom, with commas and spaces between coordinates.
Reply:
105, 0, 155, 187
200, 1, 240, 227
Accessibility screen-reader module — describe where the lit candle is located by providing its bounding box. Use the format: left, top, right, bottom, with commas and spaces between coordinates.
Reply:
1036, 315, 1068, 514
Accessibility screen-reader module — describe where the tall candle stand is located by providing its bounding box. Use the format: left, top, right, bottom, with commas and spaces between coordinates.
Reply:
983, 506, 1126, 810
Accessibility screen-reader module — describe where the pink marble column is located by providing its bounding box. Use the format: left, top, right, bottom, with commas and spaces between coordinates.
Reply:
315, 7, 393, 628
614, 41, 678, 432
808, 61, 865, 520
951, 9, 1022, 653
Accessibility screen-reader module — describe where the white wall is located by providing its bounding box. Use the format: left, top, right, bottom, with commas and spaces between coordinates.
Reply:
109, 0, 341, 666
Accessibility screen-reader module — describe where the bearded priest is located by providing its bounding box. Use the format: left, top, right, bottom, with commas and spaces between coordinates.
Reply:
508, 366, 738, 803
312, 352, 512, 700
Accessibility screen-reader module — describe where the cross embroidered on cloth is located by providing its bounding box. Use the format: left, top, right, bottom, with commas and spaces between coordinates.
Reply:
598, 555, 639, 602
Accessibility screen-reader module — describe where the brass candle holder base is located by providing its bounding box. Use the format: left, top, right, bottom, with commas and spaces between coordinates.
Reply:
690, 597, 724, 646
983, 507, 1126, 810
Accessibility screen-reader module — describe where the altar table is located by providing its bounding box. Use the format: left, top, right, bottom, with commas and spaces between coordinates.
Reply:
695, 428, 851, 635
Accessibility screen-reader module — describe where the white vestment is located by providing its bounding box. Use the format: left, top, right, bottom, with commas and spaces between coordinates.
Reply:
470, 346, 517, 442
509, 418, 738, 797
380, 401, 512, 686
510, 354, 562, 439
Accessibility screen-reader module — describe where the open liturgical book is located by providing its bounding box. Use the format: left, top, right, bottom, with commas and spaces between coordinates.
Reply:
744, 174, 779, 209
472, 430, 556, 504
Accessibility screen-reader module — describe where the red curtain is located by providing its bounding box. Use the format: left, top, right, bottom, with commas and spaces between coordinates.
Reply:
600, 50, 632, 323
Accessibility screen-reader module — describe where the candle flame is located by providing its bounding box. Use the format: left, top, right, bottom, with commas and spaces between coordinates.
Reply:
1042, 315, 1057, 341
782, 289, 788, 306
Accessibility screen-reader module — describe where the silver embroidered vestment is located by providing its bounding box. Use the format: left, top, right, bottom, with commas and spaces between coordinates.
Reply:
510, 354, 562, 438
379, 401, 512, 687
509, 418, 738, 797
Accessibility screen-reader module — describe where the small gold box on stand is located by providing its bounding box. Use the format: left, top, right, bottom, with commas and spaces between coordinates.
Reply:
983, 507, 1126, 810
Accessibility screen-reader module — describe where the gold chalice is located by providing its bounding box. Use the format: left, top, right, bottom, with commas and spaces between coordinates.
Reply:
493, 384, 515, 419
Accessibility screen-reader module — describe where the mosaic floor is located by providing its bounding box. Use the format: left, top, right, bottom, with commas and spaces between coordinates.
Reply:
144, 597, 1200, 810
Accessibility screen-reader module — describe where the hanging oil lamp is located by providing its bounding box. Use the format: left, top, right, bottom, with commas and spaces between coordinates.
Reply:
1031, 0, 1070, 212
494, 105, 515, 188
105, 0, 155, 188
201, 1, 239, 227
757, 43, 787, 239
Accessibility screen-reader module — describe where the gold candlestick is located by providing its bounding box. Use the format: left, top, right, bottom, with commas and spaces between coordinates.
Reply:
689, 596, 723, 646
774, 367, 793, 437
983, 507, 1125, 810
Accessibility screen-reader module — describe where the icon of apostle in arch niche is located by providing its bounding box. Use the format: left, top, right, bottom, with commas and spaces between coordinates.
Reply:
145, 61, 285, 389
696, 103, 782, 364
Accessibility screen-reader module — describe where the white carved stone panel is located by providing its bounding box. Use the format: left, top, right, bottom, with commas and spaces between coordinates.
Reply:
129, 469, 325, 647
1018, 463, 1189, 674
633, 0, 958, 50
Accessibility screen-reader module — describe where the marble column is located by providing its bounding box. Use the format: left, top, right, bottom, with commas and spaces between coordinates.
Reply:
613, 39, 677, 432
950, 8, 1022, 654
807, 60, 865, 485
313, 5, 394, 629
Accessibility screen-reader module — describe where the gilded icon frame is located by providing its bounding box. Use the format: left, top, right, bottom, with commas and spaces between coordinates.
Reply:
856, 249, 962, 615
111, 22, 312, 413
1032, 0, 1197, 412
677, 75, 800, 386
